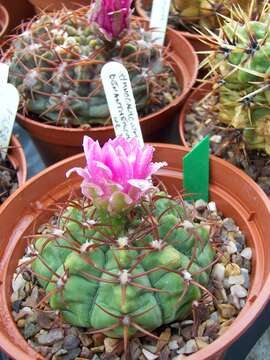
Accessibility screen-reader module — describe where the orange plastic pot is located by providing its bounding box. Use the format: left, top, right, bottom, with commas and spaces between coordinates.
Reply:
0, 143, 270, 360
29, 0, 92, 11
7, 135, 27, 187
0, 0, 35, 35
0, 4, 9, 38
179, 82, 211, 146
16, 21, 198, 165
135, 0, 210, 56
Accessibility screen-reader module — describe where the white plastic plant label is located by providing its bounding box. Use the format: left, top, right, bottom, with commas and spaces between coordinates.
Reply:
0, 84, 20, 159
101, 61, 144, 147
0, 63, 9, 86
150, 0, 171, 46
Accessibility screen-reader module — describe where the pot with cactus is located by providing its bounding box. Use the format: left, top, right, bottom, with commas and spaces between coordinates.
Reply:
179, 0, 270, 196
0, 137, 270, 359
3, 0, 197, 165
0, 135, 27, 205
135, 0, 262, 54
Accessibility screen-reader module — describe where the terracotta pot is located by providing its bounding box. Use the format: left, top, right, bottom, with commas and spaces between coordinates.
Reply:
135, 0, 210, 55
29, 0, 90, 11
179, 82, 211, 146
0, 143, 269, 360
16, 21, 198, 165
0, 0, 35, 35
7, 135, 27, 187
0, 4, 9, 38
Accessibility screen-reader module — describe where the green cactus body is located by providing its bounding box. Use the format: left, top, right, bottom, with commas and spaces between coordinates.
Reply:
31, 194, 216, 338
203, 2, 270, 154
5, 7, 178, 127
170, 0, 256, 31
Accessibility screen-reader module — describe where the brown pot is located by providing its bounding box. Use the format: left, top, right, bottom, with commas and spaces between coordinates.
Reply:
29, 0, 90, 11
0, 4, 9, 38
7, 135, 27, 187
0, 0, 35, 35
16, 22, 198, 165
135, 0, 210, 55
0, 143, 269, 360
178, 82, 211, 146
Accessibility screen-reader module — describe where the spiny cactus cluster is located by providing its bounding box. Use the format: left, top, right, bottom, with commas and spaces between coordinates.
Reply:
170, 0, 255, 31
4, 6, 177, 127
28, 191, 216, 343
201, 0, 270, 154
22, 136, 217, 346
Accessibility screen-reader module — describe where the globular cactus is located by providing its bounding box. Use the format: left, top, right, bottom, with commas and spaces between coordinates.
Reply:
170, 0, 259, 31
26, 136, 217, 345
201, 0, 270, 154
4, 2, 177, 127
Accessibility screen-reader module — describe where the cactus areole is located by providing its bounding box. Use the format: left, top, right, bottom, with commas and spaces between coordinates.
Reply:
28, 136, 217, 343
4, 1, 179, 128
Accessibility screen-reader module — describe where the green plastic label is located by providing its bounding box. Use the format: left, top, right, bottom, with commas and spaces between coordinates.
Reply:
183, 136, 210, 202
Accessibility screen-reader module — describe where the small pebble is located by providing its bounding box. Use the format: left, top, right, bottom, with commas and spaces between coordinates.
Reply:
226, 241, 238, 254
208, 202, 217, 213
63, 334, 80, 350
223, 218, 238, 232
228, 275, 244, 286
195, 199, 207, 212
225, 263, 241, 277
241, 247, 252, 260
210, 135, 222, 144
183, 339, 198, 354
241, 268, 250, 289
168, 340, 179, 351
230, 285, 248, 298
36, 328, 64, 346
142, 349, 159, 360
217, 304, 236, 319
211, 263, 225, 281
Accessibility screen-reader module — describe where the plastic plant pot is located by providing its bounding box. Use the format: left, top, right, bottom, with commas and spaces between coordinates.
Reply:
16, 22, 198, 165
0, 143, 269, 360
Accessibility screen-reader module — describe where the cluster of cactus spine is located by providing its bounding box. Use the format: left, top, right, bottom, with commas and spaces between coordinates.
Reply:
201, 0, 270, 154
24, 191, 217, 346
170, 0, 260, 31
4, 6, 176, 127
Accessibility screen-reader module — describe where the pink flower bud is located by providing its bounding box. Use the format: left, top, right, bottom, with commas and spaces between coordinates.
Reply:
66, 136, 167, 213
88, 0, 133, 42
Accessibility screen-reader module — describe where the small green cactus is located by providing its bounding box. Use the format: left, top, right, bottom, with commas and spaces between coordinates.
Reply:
26, 136, 217, 345
30, 194, 215, 340
202, 0, 270, 154
4, 6, 177, 127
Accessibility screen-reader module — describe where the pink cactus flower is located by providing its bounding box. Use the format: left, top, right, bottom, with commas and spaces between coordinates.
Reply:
66, 136, 167, 213
88, 0, 132, 42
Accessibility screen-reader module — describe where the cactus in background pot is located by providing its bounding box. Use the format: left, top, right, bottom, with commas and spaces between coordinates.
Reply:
4, 1, 178, 127
167, 0, 260, 32
26, 136, 216, 345
200, 0, 270, 154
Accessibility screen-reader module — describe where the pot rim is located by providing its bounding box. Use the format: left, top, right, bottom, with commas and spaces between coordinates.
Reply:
0, 143, 270, 360
7, 135, 27, 187
0, 4, 9, 38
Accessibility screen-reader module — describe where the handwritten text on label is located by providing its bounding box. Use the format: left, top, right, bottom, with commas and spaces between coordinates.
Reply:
101, 62, 144, 147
